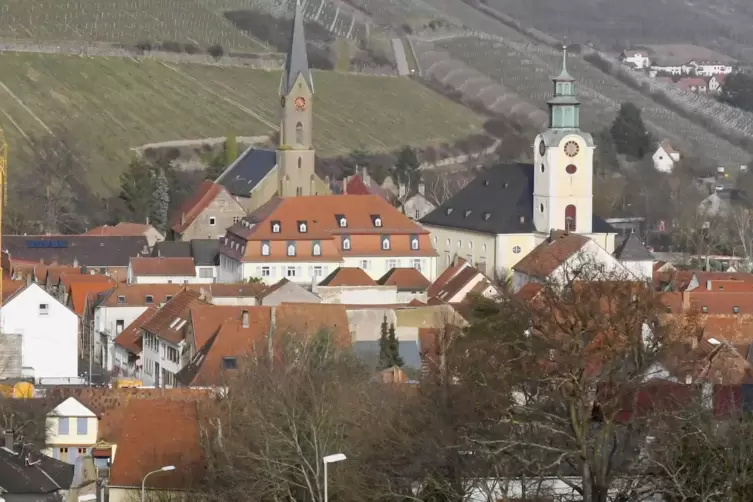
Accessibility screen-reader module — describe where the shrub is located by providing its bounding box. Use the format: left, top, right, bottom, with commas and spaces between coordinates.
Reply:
184, 43, 202, 54
208, 44, 225, 59
160, 40, 183, 53
135, 40, 152, 53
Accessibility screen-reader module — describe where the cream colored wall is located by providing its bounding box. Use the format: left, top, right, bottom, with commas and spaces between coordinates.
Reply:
46, 416, 98, 446
240, 168, 279, 213
534, 133, 595, 234
425, 225, 496, 277
495, 234, 538, 274
585, 232, 616, 254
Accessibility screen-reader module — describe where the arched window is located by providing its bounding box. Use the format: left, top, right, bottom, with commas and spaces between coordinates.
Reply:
313, 243, 321, 256
295, 122, 304, 145
565, 205, 577, 232
411, 238, 419, 250
342, 238, 351, 250
261, 242, 270, 256
382, 236, 391, 250
287, 243, 296, 257
298, 157, 302, 169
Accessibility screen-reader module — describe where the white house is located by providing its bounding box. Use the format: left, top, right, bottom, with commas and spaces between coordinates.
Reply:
652, 140, 681, 173
620, 50, 651, 69
612, 232, 654, 282
709, 74, 728, 93
401, 183, 437, 221
427, 258, 501, 303
44, 397, 98, 464
315, 267, 399, 304
689, 61, 734, 77
511, 231, 630, 292
0, 283, 79, 382
128, 257, 214, 284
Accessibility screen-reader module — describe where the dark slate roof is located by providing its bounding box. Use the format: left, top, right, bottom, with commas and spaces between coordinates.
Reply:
614, 232, 654, 261
190, 239, 221, 266
217, 147, 278, 197
354, 340, 422, 370
3, 236, 149, 267
420, 164, 615, 235
282, 0, 313, 95
0, 443, 74, 495
152, 241, 191, 258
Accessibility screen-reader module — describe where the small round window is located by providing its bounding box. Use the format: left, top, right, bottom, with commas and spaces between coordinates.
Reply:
540, 164, 545, 173
539, 203, 545, 213
512, 246, 522, 254
566, 164, 577, 174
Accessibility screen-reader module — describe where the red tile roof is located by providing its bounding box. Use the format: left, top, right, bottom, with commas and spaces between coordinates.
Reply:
378, 267, 430, 291
113, 306, 158, 354
85, 222, 155, 237
688, 292, 753, 315
103, 400, 204, 489
188, 304, 253, 353
129, 257, 196, 277
69, 280, 115, 316
170, 181, 226, 234
513, 232, 589, 278
2, 280, 26, 302
318, 267, 376, 287
427, 259, 468, 298
142, 289, 207, 344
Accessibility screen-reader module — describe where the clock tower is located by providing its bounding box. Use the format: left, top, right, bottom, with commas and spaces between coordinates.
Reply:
277, 0, 316, 197
533, 46, 595, 235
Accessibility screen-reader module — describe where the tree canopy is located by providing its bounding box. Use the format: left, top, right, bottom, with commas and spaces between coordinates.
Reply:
610, 102, 652, 160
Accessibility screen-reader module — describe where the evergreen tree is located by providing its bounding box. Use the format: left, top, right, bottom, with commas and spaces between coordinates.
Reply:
594, 128, 619, 176
719, 72, 753, 112
387, 323, 404, 367
205, 151, 226, 181
151, 168, 170, 233
119, 159, 154, 222
378, 316, 390, 369
610, 102, 652, 160
224, 135, 238, 166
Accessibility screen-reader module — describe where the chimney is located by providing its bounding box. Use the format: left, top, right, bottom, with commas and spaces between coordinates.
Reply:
343, 176, 348, 194
4, 430, 13, 451
146, 216, 150, 225
418, 182, 425, 196
398, 183, 407, 199
241, 309, 249, 328
548, 229, 556, 242
361, 166, 370, 185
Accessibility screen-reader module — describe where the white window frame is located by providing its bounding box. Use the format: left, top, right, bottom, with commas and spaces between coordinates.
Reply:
313, 243, 322, 256
286, 266, 297, 278
261, 266, 271, 277
374, 217, 382, 227
382, 237, 391, 251
359, 260, 370, 270
287, 243, 296, 257
209, 216, 217, 226
39, 303, 49, 315
261, 242, 270, 256
299, 222, 307, 233
272, 223, 281, 233
339, 218, 347, 228
343, 238, 351, 251
411, 238, 419, 250
313, 266, 323, 277
413, 259, 422, 271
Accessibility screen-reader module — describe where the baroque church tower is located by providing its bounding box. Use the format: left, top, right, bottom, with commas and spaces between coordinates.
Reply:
277, 0, 316, 196
533, 47, 595, 235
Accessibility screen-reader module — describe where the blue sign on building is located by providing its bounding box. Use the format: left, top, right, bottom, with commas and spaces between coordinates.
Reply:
26, 240, 68, 249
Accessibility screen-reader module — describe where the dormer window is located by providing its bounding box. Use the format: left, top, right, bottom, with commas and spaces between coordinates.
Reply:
734, 306, 740, 313
145, 295, 154, 304
342, 235, 351, 251
261, 241, 270, 256
381, 235, 391, 251
335, 214, 347, 228
445, 208, 453, 215
298, 221, 308, 233
410, 235, 419, 250
117, 295, 126, 304
464, 210, 472, 218
287, 241, 296, 257
271, 221, 281, 233
312, 241, 322, 256
483, 212, 491, 221
371, 215, 382, 228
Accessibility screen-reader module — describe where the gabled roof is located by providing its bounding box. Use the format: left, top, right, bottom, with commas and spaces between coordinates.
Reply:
613, 233, 654, 261
282, 0, 313, 95
85, 222, 157, 237
170, 181, 230, 234
69, 280, 115, 316
3, 235, 148, 267
114, 306, 158, 355
420, 164, 615, 235
99, 283, 187, 307
129, 257, 196, 277
319, 267, 376, 287
152, 241, 191, 258
0, 442, 74, 495
42, 387, 209, 416
141, 289, 207, 344
217, 147, 278, 197
189, 304, 254, 352
51, 397, 96, 418
427, 258, 468, 298
378, 267, 431, 291
2, 280, 27, 303
659, 139, 678, 155
513, 231, 590, 278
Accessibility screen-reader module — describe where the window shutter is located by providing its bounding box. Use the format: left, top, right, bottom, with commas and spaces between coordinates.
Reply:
256, 267, 261, 276
296, 267, 302, 277
308, 266, 313, 276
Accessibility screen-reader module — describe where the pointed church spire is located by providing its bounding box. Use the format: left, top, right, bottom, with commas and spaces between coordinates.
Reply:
282, 0, 314, 96
555, 44, 575, 82
548, 44, 580, 129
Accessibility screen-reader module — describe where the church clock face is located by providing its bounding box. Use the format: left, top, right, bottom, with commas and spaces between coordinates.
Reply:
564, 141, 580, 157
539, 141, 546, 156
294, 96, 307, 111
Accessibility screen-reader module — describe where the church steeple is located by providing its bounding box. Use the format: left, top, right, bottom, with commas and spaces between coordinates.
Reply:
281, 0, 313, 96
548, 45, 580, 130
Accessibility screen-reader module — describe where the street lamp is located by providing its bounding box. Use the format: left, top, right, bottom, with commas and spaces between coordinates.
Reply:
322, 453, 346, 502
141, 465, 176, 502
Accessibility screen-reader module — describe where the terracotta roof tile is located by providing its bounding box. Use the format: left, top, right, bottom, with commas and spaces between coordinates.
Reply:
515, 282, 543, 302
435, 266, 479, 302
319, 267, 376, 287
114, 306, 158, 354
689, 292, 753, 315
103, 400, 204, 488
142, 289, 208, 344
513, 231, 589, 278
204, 283, 267, 298
171, 181, 226, 234
427, 258, 467, 298
129, 257, 196, 277
46, 266, 81, 286
85, 223, 154, 237
101, 284, 194, 307
378, 267, 430, 291
42, 387, 209, 416
702, 315, 753, 345
189, 304, 254, 352
2, 280, 26, 302
69, 281, 115, 316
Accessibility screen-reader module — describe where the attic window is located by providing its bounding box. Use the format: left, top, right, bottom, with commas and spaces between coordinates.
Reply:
271, 221, 281, 233
165, 295, 173, 302
145, 295, 154, 304
176, 319, 187, 330
483, 212, 491, 221
410, 235, 419, 251
734, 306, 740, 313
701, 306, 709, 313
446, 208, 453, 215
117, 295, 126, 304
503, 182, 509, 188
381, 235, 391, 251
261, 241, 270, 256
336, 215, 347, 228
342, 235, 351, 251
483, 180, 489, 186
223, 357, 238, 370
170, 318, 181, 329
464, 210, 472, 218
312, 241, 322, 256
519, 216, 525, 224
371, 215, 382, 228
298, 221, 308, 233
287, 241, 296, 257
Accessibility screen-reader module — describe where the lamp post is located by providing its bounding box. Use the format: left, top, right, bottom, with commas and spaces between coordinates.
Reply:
141, 465, 176, 502
322, 453, 346, 502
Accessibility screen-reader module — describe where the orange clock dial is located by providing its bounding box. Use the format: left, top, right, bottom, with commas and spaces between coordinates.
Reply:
564, 141, 580, 157
294, 96, 306, 111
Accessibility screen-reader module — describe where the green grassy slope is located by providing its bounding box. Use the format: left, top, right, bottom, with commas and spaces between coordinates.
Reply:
0, 53, 484, 193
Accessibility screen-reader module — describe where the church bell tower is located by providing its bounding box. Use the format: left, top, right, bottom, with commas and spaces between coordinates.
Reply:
277, 0, 316, 197
532, 46, 595, 235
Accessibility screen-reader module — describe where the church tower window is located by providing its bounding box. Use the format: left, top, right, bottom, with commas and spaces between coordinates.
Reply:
296, 122, 304, 145
298, 157, 302, 169
565, 205, 577, 232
